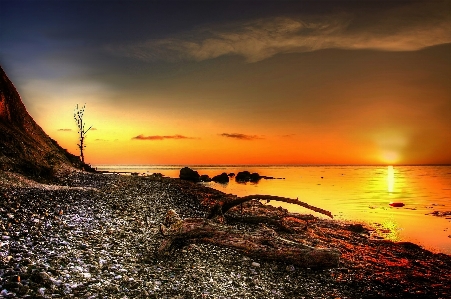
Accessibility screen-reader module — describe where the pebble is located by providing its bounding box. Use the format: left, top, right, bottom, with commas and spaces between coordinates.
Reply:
286, 265, 295, 272
1, 171, 450, 298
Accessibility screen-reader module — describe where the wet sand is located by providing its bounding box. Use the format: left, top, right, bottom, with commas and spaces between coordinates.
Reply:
1, 170, 450, 298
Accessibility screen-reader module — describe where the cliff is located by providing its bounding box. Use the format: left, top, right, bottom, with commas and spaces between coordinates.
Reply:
0, 65, 93, 178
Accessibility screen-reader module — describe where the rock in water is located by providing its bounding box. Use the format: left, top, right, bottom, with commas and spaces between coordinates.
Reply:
0, 65, 92, 177
179, 167, 200, 182
199, 174, 211, 182
389, 202, 405, 207
235, 171, 262, 183
212, 172, 229, 183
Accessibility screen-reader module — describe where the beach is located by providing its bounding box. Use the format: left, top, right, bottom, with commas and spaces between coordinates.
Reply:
1, 170, 450, 298
96, 165, 451, 254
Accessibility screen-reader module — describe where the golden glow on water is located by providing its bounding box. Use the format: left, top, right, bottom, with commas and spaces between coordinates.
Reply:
387, 165, 394, 193
379, 220, 402, 242
96, 165, 451, 254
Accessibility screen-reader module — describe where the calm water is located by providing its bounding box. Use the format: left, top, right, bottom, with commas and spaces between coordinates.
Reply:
95, 165, 451, 254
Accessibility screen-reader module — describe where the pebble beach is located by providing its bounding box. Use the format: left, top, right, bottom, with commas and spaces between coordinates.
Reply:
1, 170, 451, 298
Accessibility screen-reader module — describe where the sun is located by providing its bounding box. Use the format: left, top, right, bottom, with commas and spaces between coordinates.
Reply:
382, 150, 400, 164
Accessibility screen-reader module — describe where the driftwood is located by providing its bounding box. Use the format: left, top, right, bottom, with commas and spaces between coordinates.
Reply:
159, 210, 340, 268
224, 214, 313, 233
208, 194, 333, 219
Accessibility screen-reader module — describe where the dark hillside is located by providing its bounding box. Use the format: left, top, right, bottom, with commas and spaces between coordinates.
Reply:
0, 65, 93, 178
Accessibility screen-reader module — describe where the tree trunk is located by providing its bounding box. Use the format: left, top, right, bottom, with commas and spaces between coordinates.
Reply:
159, 210, 340, 268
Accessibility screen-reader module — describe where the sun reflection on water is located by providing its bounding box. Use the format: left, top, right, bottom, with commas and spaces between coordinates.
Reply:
387, 165, 394, 193
95, 164, 451, 254
378, 220, 402, 242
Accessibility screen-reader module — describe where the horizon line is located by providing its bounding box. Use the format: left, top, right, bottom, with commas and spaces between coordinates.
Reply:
92, 163, 451, 167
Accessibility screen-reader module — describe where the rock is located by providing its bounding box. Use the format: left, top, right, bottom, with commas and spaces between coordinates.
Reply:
427, 211, 451, 217
179, 167, 200, 182
30, 271, 53, 287
235, 171, 251, 182
347, 224, 368, 234
235, 171, 262, 183
38, 287, 46, 296
212, 173, 229, 183
199, 174, 211, 182
251, 262, 260, 267
389, 202, 405, 207
17, 284, 29, 296
286, 265, 295, 272
397, 242, 423, 251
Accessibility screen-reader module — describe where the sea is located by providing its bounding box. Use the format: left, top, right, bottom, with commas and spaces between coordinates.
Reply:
94, 164, 451, 255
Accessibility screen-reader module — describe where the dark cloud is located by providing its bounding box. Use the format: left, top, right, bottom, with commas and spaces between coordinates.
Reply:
220, 133, 262, 140
281, 134, 296, 138
112, 2, 451, 63
132, 134, 194, 141
57, 128, 72, 132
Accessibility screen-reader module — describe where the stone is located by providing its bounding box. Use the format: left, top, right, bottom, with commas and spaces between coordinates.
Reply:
199, 175, 211, 182
17, 284, 29, 296
30, 271, 53, 287
235, 171, 251, 182
389, 202, 405, 207
235, 171, 262, 183
179, 167, 200, 182
286, 265, 295, 272
347, 224, 368, 234
212, 173, 229, 183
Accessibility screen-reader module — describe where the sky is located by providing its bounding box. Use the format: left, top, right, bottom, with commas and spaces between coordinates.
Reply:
1, 0, 451, 165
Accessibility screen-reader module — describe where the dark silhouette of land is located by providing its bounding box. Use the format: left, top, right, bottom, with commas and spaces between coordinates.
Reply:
0, 66, 93, 179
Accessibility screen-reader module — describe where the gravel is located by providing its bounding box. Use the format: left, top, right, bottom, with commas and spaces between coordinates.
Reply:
1, 170, 450, 298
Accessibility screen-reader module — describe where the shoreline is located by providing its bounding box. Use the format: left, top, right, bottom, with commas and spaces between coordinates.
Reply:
95, 166, 451, 256
1, 170, 450, 298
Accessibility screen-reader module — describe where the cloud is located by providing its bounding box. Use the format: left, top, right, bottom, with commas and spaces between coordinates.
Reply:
57, 128, 72, 132
132, 134, 194, 140
281, 134, 296, 138
220, 133, 263, 140
111, 2, 451, 63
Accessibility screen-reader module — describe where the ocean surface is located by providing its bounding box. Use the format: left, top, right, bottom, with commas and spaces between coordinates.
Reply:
94, 165, 451, 254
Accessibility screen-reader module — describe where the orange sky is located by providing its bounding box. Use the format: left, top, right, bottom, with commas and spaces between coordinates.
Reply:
2, 1, 451, 165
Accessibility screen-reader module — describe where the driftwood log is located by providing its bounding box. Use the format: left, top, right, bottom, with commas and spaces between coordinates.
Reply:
208, 194, 333, 219
159, 209, 340, 268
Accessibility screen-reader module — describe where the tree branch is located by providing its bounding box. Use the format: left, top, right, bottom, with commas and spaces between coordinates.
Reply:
208, 194, 333, 219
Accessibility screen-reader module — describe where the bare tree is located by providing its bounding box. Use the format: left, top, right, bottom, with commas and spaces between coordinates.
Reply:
74, 104, 92, 163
